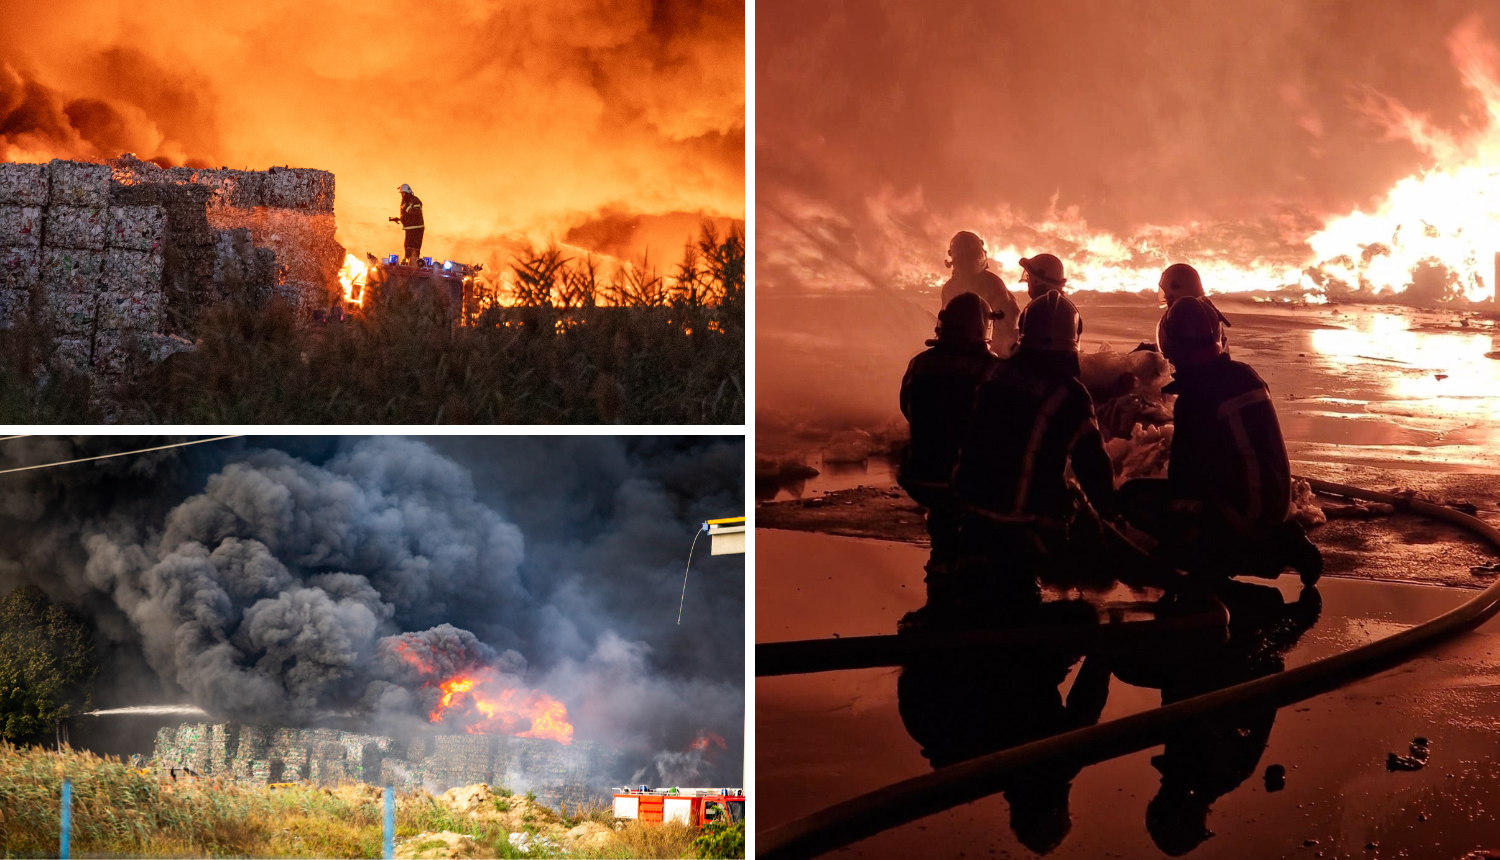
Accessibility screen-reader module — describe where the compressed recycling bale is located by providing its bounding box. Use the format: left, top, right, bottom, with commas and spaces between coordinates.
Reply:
52, 337, 92, 373
0, 162, 49, 206
0, 288, 27, 327
47, 288, 98, 336
262, 167, 335, 211
1, 246, 38, 290
45, 206, 109, 250
108, 205, 167, 252
96, 288, 163, 331
48, 160, 112, 208
94, 330, 138, 375
43, 249, 105, 292
0, 206, 43, 246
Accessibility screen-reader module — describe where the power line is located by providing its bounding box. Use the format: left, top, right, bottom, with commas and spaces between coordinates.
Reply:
0, 436, 242, 476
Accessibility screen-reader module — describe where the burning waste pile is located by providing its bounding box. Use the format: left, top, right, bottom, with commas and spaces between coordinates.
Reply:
0, 155, 341, 380
1, 437, 743, 804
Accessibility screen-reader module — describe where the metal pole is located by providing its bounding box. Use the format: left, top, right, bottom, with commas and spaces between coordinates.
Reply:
60, 778, 71, 860
383, 786, 395, 860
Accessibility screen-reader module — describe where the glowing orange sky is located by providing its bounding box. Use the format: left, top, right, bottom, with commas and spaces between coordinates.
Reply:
1, 0, 744, 265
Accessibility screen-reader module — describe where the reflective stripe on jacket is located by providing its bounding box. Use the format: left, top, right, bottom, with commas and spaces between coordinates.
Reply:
400, 194, 424, 229
1164, 354, 1291, 533
955, 351, 1117, 522
898, 342, 1000, 489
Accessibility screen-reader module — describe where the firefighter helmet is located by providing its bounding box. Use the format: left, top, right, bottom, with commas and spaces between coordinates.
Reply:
1159, 263, 1204, 305
1157, 295, 1225, 366
946, 231, 988, 270
1017, 291, 1082, 353
398, 183, 413, 194
936, 292, 993, 344
1020, 253, 1067, 298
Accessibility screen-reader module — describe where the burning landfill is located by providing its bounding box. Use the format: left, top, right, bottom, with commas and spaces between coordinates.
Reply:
0, 436, 744, 803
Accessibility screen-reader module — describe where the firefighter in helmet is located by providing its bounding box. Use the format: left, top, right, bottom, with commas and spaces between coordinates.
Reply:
940, 231, 1019, 354
390, 183, 425, 264
1019, 253, 1067, 299
898, 292, 1004, 572
1119, 296, 1322, 584
1150, 262, 1231, 353
936, 292, 1162, 624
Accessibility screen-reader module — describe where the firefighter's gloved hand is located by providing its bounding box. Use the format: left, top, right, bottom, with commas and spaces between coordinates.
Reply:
389, 217, 400, 223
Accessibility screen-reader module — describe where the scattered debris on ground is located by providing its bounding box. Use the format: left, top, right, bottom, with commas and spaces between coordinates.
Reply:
1387, 737, 1431, 771
1264, 763, 1286, 792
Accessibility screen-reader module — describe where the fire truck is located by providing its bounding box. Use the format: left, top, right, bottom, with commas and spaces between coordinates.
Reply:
612, 786, 745, 827
352, 254, 483, 324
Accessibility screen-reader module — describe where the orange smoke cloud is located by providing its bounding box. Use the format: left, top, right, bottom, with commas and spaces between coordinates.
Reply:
687, 731, 726, 753
1, 0, 743, 265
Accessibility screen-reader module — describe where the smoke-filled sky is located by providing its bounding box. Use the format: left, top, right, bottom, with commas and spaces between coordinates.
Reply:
758, 0, 1500, 290
1, 0, 744, 265
0, 435, 744, 785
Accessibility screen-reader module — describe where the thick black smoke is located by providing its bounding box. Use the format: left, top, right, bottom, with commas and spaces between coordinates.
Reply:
0, 436, 744, 784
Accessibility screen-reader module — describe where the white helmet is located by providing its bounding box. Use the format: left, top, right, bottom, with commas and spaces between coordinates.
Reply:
398, 183, 412, 194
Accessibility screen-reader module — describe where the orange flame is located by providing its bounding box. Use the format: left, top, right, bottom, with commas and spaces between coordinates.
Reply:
423, 667, 574, 745
338, 253, 368, 305
688, 732, 727, 753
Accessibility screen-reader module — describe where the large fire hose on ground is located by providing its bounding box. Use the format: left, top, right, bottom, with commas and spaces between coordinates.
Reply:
758, 477, 1500, 860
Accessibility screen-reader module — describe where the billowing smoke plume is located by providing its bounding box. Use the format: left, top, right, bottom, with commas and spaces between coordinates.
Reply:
1, 0, 744, 264
0, 435, 744, 784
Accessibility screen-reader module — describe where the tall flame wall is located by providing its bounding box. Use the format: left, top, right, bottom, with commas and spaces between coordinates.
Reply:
154, 723, 621, 810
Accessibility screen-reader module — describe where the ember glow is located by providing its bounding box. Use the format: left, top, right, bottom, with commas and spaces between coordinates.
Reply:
688, 731, 727, 752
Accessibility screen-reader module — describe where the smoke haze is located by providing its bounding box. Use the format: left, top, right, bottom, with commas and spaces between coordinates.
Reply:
1, 0, 744, 265
0, 435, 744, 785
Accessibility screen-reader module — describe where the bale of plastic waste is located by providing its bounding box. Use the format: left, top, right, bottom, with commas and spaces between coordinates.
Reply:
0, 206, 43, 246
103, 247, 165, 293
45, 286, 99, 336
45, 206, 109, 250
0, 162, 50, 206
42, 249, 105, 292
1, 246, 39, 291
96, 289, 163, 332
108, 205, 167, 252
48, 160, 112, 208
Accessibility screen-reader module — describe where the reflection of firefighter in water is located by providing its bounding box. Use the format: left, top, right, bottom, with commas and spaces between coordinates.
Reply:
897, 598, 1111, 855
390, 183, 425, 264
1113, 580, 1322, 856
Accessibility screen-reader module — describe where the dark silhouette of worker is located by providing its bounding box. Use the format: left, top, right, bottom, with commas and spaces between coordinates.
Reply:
941, 231, 1019, 354
1113, 580, 1322, 855
941, 291, 1163, 625
390, 183, 425, 264
1019, 253, 1068, 299
1119, 296, 1322, 584
897, 598, 1109, 855
1134, 263, 1231, 354
898, 293, 1003, 572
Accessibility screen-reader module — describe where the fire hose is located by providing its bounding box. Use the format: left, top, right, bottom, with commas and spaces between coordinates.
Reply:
758, 477, 1500, 860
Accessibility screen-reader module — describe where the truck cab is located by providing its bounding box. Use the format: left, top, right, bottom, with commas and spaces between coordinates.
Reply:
612, 786, 746, 827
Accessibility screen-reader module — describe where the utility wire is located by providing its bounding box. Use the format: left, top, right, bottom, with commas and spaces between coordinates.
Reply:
0, 436, 242, 476
0, 435, 31, 441
677, 526, 705, 625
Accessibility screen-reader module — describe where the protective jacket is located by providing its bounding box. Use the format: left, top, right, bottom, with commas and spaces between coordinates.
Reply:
940, 270, 1018, 323
399, 193, 424, 230
1163, 353, 1291, 534
898, 342, 1000, 490
954, 350, 1117, 523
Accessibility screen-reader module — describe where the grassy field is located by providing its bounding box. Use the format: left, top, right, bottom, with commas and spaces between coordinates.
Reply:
0, 744, 738, 858
0, 225, 744, 425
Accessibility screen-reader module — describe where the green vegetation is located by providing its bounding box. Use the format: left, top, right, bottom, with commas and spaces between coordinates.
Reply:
692, 820, 747, 859
0, 222, 743, 424
0, 586, 97, 742
0, 744, 723, 857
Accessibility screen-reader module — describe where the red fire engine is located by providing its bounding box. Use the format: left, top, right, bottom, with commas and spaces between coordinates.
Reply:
612, 786, 745, 828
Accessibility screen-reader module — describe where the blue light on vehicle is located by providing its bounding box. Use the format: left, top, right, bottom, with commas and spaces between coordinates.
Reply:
386, 254, 398, 265
421, 257, 433, 267
443, 260, 453, 271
